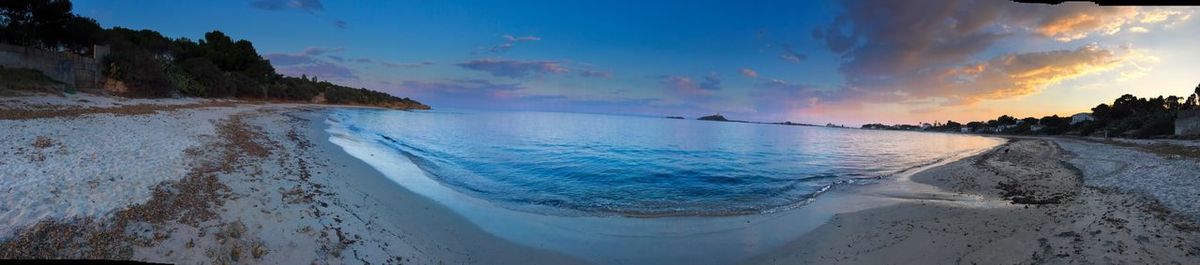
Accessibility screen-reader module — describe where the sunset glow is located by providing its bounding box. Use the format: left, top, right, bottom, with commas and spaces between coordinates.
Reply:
73, 0, 1198, 125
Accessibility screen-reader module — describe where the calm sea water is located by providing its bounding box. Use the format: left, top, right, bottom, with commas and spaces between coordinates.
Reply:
327, 109, 1002, 217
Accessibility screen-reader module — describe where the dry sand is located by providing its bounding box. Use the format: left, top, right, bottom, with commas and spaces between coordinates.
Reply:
0, 94, 582, 264
3, 93, 1199, 264
746, 139, 1200, 264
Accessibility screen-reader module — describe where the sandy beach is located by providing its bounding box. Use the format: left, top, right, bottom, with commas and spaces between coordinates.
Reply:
2, 93, 1199, 264
747, 138, 1200, 264
0, 93, 583, 264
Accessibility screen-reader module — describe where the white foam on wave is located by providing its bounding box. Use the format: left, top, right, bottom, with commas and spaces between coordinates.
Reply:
320, 109, 1008, 265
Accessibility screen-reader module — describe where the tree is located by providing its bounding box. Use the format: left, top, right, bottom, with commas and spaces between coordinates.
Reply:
997, 115, 1017, 125
0, 0, 98, 53
945, 120, 962, 128
1021, 117, 1038, 125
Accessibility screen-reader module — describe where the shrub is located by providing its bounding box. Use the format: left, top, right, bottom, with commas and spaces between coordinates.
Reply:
103, 48, 173, 97
1136, 113, 1176, 138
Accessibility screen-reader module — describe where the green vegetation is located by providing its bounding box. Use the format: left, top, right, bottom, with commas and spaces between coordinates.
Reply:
1, 0, 427, 109
864, 85, 1200, 138
0, 66, 64, 93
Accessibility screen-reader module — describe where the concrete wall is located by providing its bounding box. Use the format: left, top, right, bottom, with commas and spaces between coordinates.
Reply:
0, 43, 100, 90
1177, 110, 1200, 136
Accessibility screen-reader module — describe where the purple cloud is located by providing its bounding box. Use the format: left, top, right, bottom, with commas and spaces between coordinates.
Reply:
264, 53, 316, 66
301, 47, 344, 56
700, 72, 721, 91
740, 68, 758, 78
275, 61, 357, 80
380, 61, 435, 68
809, 0, 1152, 110
660, 74, 720, 97
578, 69, 612, 78
457, 59, 568, 78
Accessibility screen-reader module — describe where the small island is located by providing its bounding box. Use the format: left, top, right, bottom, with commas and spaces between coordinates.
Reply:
665, 116, 685, 119
697, 114, 729, 121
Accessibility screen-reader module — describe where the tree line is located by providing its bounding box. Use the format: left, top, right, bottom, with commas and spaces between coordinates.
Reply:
863, 85, 1200, 138
0, 0, 428, 109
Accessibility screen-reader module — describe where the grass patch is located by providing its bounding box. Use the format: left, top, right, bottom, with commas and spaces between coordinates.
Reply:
0, 66, 65, 94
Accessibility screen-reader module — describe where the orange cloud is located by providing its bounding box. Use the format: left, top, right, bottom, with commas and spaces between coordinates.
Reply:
1031, 6, 1136, 41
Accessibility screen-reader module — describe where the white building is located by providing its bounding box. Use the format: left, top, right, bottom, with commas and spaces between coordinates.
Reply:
1070, 113, 1095, 125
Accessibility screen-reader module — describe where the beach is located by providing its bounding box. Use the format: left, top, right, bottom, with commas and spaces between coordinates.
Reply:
0, 94, 583, 264
2, 93, 1199, 264
747, 138, 1200, 264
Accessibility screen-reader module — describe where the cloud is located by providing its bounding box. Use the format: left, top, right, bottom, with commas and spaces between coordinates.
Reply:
778, 43, 806, 63
578, 69, 613, 78
752, 79, 830, 114
661, 73, 721, 97
701, 72, 722, 91
331, 54, 434, 68
265, 47, 344, 66
300, 47, 344, 56
802, 0, 1166, 115
487, 43, 514, 53
1128, 26, 1149, 33
456, 59, 568, 78
250, 0, 324, 12
267, 47, 357, 80
756, 30, 808, 63
334, 20, 347, 29
939, 44, 1135, 102
275, 61, 357, 80
392, 79, 537, 107
502, 34, 541, 42
264, 53, 316, 66
740, 68, 759, 78
380, 61, 435, 68
401, 79, 524, 95
483, 34, 542, 53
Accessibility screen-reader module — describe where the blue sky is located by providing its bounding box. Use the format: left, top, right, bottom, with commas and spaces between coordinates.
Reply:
73, 0, 1199, 125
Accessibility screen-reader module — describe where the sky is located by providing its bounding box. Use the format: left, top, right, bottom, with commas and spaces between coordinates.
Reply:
73, 0, 1199, 125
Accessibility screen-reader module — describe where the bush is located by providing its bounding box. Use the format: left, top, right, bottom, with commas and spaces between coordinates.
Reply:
165, 64, 204, 97
1136, 113, 1176, 138
103, 48, 172, 97
180, 58, 233, 97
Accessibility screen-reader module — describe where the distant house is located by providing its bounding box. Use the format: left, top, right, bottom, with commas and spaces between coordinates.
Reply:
1070, 113, 1095, 125
920, 123, 932, 130
960, 127, 971, 133
1031, 125, 1045, 132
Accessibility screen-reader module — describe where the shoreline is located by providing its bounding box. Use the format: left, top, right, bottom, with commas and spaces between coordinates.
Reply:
2, 95, 1198, 264
320, 107, 1009, 265
0, 100, 584, 264
745, 138, 1200, 264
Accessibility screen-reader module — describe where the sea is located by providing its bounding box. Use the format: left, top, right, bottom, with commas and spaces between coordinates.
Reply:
324, 108, 1003, 217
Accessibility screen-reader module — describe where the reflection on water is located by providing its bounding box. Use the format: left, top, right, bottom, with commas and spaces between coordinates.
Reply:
329, 109, 1002, 217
